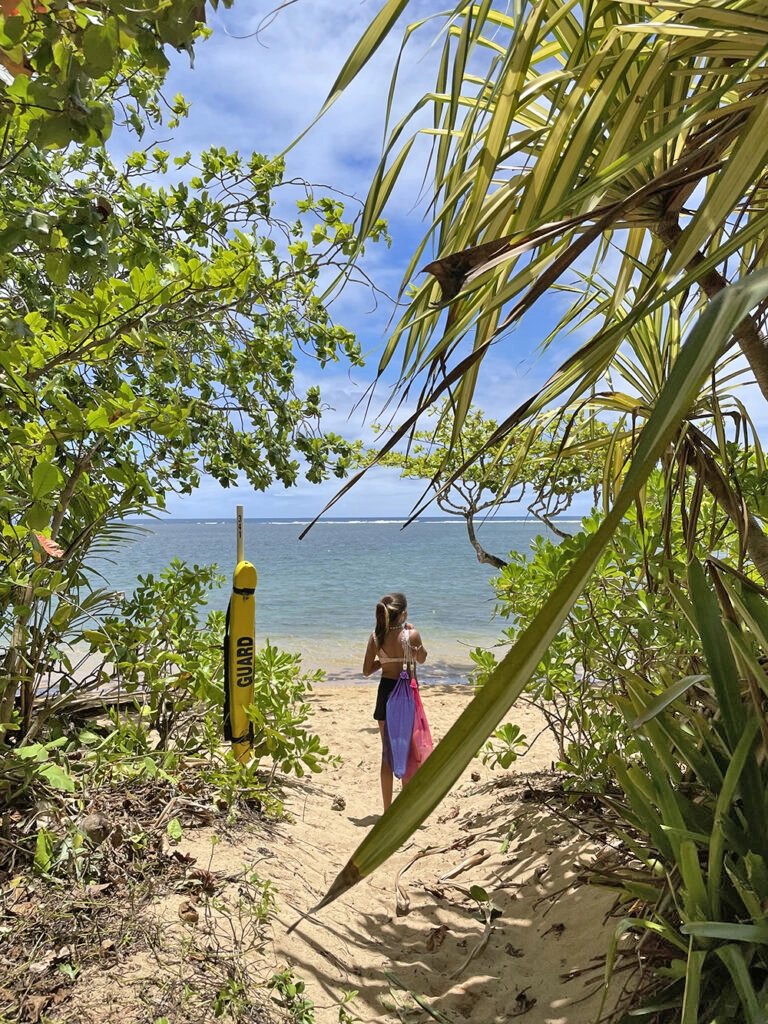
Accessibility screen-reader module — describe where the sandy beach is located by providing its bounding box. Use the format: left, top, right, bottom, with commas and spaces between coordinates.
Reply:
69, 683, 627, 1023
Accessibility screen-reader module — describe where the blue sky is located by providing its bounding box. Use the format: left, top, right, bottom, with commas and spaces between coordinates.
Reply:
132, 3, 601, 521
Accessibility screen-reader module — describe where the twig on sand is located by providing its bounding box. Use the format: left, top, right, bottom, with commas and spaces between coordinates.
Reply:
449, 911, 493, 981
384, 970, 455, 1023
395, 837, 480, 916
438, 848, 489, 883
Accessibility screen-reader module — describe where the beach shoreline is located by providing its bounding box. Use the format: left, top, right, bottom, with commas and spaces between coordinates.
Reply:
277, 636, 506, 687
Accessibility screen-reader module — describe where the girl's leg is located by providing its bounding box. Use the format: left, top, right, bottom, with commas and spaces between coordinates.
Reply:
378, 720, 393, 810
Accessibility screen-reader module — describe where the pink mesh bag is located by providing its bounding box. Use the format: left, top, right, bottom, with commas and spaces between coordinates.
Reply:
404, 677, 433, 783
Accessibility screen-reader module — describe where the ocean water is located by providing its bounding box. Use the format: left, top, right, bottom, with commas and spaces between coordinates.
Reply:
89, 517, 571, 684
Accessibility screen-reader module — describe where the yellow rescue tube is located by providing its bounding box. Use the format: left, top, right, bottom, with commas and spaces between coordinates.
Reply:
223, 559, 257, 764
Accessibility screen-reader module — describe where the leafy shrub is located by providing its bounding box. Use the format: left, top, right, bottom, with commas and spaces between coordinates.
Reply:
598, 560, 768, 1022
473, 487, 709, 791
247, 642, 334, 778
89, 563, 334, 779
479, 722, 528, 770
4, 559, 333, 813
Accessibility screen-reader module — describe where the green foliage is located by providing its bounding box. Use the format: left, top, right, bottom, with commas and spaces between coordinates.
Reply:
0, 734, 74, 802
84, 560, 226, 751
0, 0, 388, 746
473, 477, 717, 791
269, 968, 316, 1024
337, 990, 362, 1024
597, 560, 768, 1022
84, 566, 334, 780
247, 643, 335, 778
0, 143, 375, 732
478, 722, 527, 770
1, 557, 333, 818
358, 401, 608, 564
0, 0, 220, 157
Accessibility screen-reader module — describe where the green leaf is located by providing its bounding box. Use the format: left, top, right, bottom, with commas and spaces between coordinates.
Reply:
86, 407, 111, 430
167, 817, 183, 842
45, 249, 70, 286
631, 675, 709, 729
34, 829, 54, 874
683, 922, 768, 943
681, 945, 706, 1024
39, 762, 75, 792
707, 716, 761, 918
82, 23, 117, 77
687, 560, 744, 748
308, 0, 409, 129
714, 944, 768, 1024
31, 460, 64, 499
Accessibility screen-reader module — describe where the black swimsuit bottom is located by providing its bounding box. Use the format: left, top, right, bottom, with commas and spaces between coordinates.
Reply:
373, 676, 399, 721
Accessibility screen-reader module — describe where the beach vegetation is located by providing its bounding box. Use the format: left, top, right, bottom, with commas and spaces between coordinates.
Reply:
590, 559, 768, 1020
477, 721, 527, 771
0, 131, 372, 741
2, 559, 333, 810
269, 968, 316, 1024
0, 0, 387, 781
358, 400, 608, 566
305, 2, 768, 1017
0, 9, 370, 1016
474, 473, 711, 791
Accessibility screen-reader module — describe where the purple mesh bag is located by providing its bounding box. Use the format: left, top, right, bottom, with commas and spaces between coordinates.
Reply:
385, 669, 416, 779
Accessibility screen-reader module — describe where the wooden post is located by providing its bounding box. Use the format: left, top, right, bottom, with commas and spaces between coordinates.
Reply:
236, 504, 244, 564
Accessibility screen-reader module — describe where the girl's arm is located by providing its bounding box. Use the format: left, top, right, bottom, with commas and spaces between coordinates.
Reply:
409, 628, 428, 664
363, 634, 381, 676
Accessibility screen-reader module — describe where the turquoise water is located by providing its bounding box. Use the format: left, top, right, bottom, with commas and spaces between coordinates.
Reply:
89, 517, 572, 683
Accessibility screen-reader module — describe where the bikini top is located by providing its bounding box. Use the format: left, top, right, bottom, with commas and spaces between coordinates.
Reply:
374, 626, 413, 665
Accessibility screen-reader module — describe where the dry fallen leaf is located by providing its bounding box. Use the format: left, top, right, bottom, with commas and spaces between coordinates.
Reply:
171, 850, 196, 865
21, 994, 49, 1023
426, 924, 449, 952
9, 900, 35, 918
178, 899, 199, 924
28, 953, 54, 975
437, 806, 459, 824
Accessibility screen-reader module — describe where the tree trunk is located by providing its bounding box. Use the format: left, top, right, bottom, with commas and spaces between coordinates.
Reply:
0, 583, 33, 735
654, 216, 768, 403
466, 513, 507, 568
688, 439, 768, 585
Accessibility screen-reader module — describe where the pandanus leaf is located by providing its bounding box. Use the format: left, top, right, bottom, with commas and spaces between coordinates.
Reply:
682, 922, 768, 943
689, 561, 768, 859
687, 559, 745, 748
303, 270, 768, 916
707, 716, 761, 920
631, 674, 709, 729
714, 944, 767, 1024
681, 945, 707, 1024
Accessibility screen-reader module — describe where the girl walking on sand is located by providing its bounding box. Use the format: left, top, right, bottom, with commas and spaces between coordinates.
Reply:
363, 592, 427, 809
